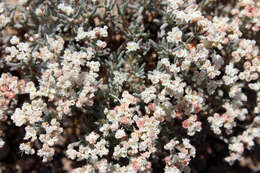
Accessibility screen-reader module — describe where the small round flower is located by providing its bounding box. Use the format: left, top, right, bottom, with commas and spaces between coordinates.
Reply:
20, 142, 35, 155
115, 129, 126, 139
10, 36, 20, 45
57, 3, 74, 16
0, 138, 4, 148
96, 40, 107, 48
66, 145, 78, 160
85, 132, 100, 144
18, 0, 28, 5
126, 41, 140, 52
167, 27, 182, 44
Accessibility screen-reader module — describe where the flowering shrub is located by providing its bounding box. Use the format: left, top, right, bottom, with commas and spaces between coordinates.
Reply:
0, 0, 259, 172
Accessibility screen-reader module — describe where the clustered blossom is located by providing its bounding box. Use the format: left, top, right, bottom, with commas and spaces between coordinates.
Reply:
164, 138, 196, 172
0, 73, 25, 120
182, 115, 202, 136
57, 3, 74, 16
76, 26, 108, 41
167, 27, 182, 44
225, 116, 260, 164
0, 137, 4, 148
5, 41, 31, 63
0, 0, 259, 172
126, 41, 140, 52
11, 99, 47, 126
0, 3, 10, 28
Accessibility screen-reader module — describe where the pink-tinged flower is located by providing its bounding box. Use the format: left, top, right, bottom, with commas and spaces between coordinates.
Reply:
194, 104, 202, 113
176, 111, 183, 119
192, 115, 198, 121
196, 121, 202, 128
113, 106, 120, 111
221, 26, 227, 32
147, 129, 155, 138
158, 116, 165, 122
1, 73, 8, 80
148, 103, 155, 111
243, 61, 251, 70
222, 113, 229, 121
146, 161, 152, 170
252, 25, 259, 32
223, 38, 229, 45
246, 5, 258, 17
120, 116, 131, 125
136, 119, 144, 128
6, 92, 16, 99
182, 120, 190, 129
11, 76, 18, 81
250, 73, 259, 81
132, 160, 141, 171
0, 85, 8, 92
164, 156, 171, 165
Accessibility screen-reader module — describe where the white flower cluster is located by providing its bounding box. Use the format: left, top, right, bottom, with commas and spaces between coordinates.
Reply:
0, 137, 4, 148
0, 9, 10, 28
225, 117, 260, 164
164, 138, 196, 172
11, 99, 46, 126
0, 0, 259, 172
66, 138, 109, 162
126, 41, 140, 52
57, 3, 74, 16
5, 41, 31, 63
76, 26, 108, 41
167, 27, 182, 44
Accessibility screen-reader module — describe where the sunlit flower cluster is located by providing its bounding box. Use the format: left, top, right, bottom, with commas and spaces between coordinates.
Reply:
0, 0, 259, 172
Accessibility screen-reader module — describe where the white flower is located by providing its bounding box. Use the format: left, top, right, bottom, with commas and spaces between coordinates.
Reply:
24, 126, 37, 141
87, 61, 100, 72
141, 86, 157, 103
0, 3, 4, 13
160, 58, 170, 67
66, 145, 78, 160
97, 26, 108, 38
229, 142, 244, 153
85, 132, 100, 144
18, 0, 28, 5
6, 46, 19, 58
167, 27, 182, 44
96, 40, 107, 48
20, 142, 35, 155
17, 42, 30, 52
37, 144, 55, 162
35, 8, 44, 16
126, 41, 140, 52
39, 134, 58, 146
225, 64, 239, 76
76, 27, 88, 41
57, 3, 74, 16
115, 129, 126, 139
164, 165, 181, 173
11, 108, 26, 127
113, 71, 128, 85
0, 14, 10, 27
10, 36, 20, 45
0, 138, 4, 148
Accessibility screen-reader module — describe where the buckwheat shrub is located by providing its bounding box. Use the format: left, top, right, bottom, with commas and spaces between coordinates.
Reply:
0, 0, 259, 172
